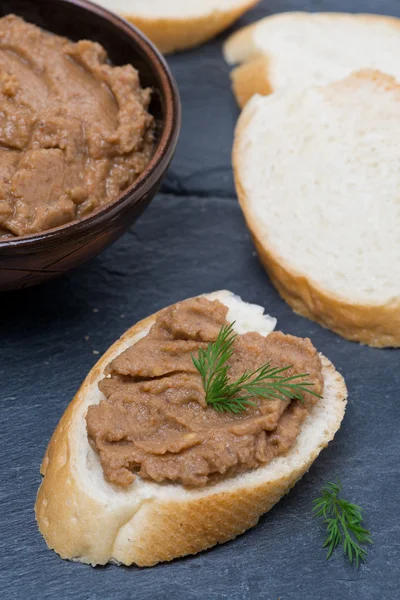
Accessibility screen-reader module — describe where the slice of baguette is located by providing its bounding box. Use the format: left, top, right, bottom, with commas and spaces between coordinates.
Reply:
94, 0, 260, 54
233, 71, 400, 347
35, 291, 347, 567
224, 12, 400, 107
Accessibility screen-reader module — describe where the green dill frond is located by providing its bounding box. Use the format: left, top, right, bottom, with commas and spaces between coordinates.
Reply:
191, 321, 321, 414
313, 480, 372, 567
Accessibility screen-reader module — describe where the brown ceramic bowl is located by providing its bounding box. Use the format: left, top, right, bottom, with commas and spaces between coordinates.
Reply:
0, 0, 181, 291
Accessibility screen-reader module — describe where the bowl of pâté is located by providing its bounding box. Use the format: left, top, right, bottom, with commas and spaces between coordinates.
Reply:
0, 0, 180, 291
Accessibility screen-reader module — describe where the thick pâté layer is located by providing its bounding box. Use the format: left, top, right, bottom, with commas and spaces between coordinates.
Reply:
0, 15, 154, 237
86, 297, 323, 487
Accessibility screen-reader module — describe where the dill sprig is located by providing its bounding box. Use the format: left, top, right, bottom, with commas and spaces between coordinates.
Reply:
191, 322, 321, 414
313, 481, 372, 567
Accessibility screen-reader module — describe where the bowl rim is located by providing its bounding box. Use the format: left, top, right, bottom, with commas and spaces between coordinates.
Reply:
0, 0, 181, 249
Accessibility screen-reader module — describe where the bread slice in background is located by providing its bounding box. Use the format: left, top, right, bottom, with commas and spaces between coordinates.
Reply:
35, 291, 347, 567
233, 71, 400, 347
94, 0, 260, 54
224, 11, 400, 107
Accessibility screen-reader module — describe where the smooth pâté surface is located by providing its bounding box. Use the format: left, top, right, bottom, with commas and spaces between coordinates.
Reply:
0, 0, 399, 598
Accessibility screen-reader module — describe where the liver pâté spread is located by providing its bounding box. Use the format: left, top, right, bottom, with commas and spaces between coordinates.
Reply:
0, 15, 154, 238
87, 298, 324, 488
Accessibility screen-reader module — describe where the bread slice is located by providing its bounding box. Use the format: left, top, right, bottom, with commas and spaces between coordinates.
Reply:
94, 0, 260, 54
233, 71, 400, 347
224, 12, 400, 107
35, 290, 347, 567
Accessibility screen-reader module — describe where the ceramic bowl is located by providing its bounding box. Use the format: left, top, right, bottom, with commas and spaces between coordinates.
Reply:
0, 0, 181, 291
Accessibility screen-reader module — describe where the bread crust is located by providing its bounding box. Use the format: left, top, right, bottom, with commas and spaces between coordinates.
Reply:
233, 91, 400, 347
35, 293, 347, 566
121, 1, 260, 54
231, 56, 272, 108
224, 11, 400, 107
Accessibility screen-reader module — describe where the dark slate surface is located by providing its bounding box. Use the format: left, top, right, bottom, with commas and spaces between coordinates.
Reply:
1, 1, 400, 598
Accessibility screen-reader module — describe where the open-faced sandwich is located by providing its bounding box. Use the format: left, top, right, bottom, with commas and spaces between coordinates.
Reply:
35, 291, 347, 566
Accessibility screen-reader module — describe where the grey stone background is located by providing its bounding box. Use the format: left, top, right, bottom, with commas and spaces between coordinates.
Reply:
1, 1, 399, 598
